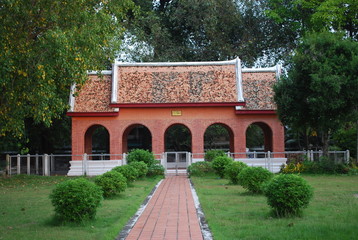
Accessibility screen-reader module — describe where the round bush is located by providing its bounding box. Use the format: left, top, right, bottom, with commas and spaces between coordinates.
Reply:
205, 150, 226, 162
112, 165, 139, 183
188, 161, 214, 177
147, 164, 165, 177
237, 166, 273, 193
94, 171, 127, 197
224, 161, 248, 184
212, 156, 233, 178
126, 149, 155, 166
129, 161, 148, 178
264, 174, 313, 217
50, 178, 103, 222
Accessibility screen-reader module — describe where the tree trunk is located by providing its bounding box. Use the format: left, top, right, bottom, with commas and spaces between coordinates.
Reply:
321, 131, 330, 158
356, 120, 358, 163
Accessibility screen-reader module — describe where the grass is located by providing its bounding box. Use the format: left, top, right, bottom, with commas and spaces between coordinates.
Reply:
0, 174, 162, 240
191, 174, 358, 240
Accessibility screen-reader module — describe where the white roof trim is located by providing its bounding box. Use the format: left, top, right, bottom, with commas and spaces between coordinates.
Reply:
242, 66, 277, 73
275, 64, 282, 80
87, 70, 112, 75
111, 60, 118, 103
235, 58, 244, 102
115, 59, 237, 67
69, 83, 76, 112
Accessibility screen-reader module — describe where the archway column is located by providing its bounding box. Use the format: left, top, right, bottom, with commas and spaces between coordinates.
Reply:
110, 128, 122, 160
191, 121, 205, 161
234, 123, 247, 159
151, 122, 165, 157
272, 121, 285, 158
71, 118, 85, 160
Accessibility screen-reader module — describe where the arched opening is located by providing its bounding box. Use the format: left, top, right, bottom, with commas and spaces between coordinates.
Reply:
246, 122, 273, 155
84, 125, 110, 159
123, 124, 152, 153
204, 123, 234, 152
165, 124, 192, 152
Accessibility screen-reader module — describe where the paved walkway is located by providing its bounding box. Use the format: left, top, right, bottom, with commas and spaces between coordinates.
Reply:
125, 175, 203, 240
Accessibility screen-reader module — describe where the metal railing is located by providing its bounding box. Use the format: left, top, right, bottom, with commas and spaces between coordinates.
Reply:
3, 150, 350, 176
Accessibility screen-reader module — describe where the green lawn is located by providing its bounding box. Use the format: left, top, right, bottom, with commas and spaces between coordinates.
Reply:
191, 174, 358, 240
0, 175, 161, 240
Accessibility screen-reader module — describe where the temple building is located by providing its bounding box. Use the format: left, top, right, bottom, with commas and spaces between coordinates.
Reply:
67, 58, 286, 175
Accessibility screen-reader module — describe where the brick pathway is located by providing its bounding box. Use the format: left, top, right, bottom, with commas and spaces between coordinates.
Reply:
126, 175, 203, 240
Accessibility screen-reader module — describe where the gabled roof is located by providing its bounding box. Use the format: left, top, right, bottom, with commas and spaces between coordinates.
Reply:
68, 59, 281, 115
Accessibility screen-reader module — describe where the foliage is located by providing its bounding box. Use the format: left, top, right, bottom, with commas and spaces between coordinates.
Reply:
266, 0, 358, 43
165, 125, 191, 152
302, 159, 349, 174
126, 149, 155, 166
187, 161, 214, 177
237, 167, 274, 193
280, 162, 304, 174
204, 124, 230, 151
50, 178, 103, 222
129, 161, 148, 178
246, 124, 264, 150
274, 31, 358, 156
147, 164, 165, 177
94, 171, 127, 197
332, 123, 357, 159
205, 150, 226, 162
224, 161, 248, 184
112, 165, 139, 183
264, 174, 313, 217
212, 156, 233, 178
0, 0, 136, 146
123, 0, 293, 66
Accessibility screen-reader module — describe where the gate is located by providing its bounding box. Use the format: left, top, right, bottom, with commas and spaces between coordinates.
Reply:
164, 152, 190, 169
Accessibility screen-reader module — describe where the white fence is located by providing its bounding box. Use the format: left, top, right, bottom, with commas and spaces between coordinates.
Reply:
3, 150, 350, 176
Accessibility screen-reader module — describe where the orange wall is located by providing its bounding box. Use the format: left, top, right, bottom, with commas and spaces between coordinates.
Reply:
71, 107, 284, 159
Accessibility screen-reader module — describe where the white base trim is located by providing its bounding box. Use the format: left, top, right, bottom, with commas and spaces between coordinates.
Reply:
67, 160, 123, 176
191, 158, 205, 163
235, 158, 286, 173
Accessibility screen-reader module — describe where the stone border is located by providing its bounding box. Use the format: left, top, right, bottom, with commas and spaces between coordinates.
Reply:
115, 179, 164, 240
189, 178, 213, 240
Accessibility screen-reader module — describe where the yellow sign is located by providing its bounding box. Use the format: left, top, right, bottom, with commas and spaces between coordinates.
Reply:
171, 110, 182, 116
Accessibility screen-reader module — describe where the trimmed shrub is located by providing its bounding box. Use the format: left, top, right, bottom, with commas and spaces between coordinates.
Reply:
50, 178, 103, 222
205, 150, 226, 162
264, 174, 313, 217
126, 149, 155, 166
112, 165, 139, 183
301, 159, 349, 174
147, 164, 165, 177
224, 161, 248, 184
129, 161, 148, 178
237, 166, 273, 193
94, 171, 127, 197
280, 162, 304, 174
188, 161, 214, 177
212, 156, 233, 178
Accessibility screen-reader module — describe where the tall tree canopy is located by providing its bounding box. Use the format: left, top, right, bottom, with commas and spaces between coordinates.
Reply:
266, 0, 358, 42
122, 0, 294, 66
0, 0, 136, 139
274, 31, 358, 155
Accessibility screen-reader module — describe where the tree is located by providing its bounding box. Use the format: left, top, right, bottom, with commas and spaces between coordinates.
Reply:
274, 31, 358, 156
122, 0, 294, 66
0, 0, 136, 140
266, 0, 358, 44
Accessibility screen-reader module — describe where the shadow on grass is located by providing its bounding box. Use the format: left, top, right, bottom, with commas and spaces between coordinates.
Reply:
44, 215, 100, 227
238, 191, 263, 196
